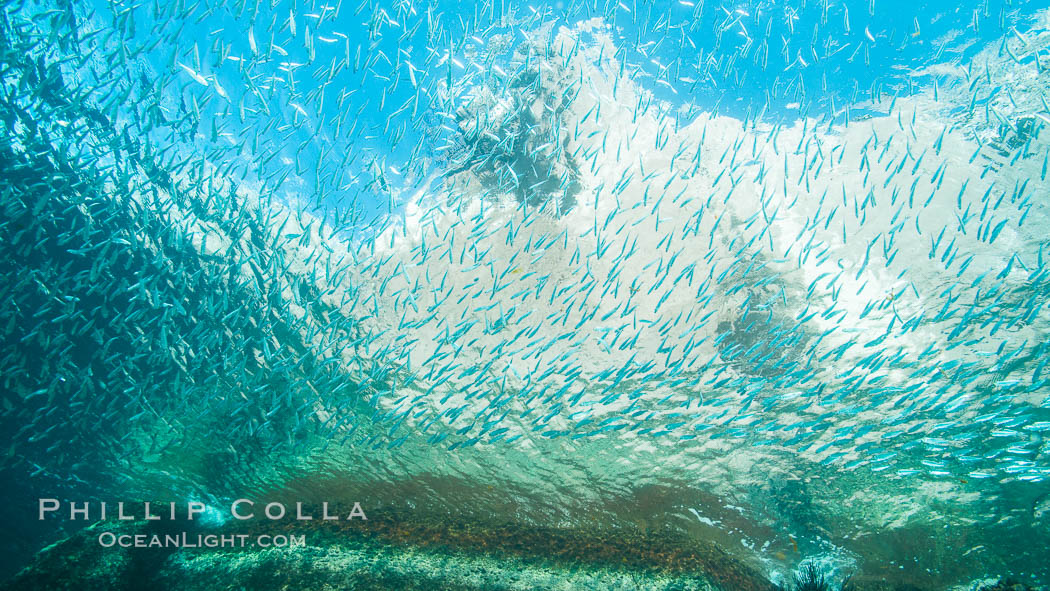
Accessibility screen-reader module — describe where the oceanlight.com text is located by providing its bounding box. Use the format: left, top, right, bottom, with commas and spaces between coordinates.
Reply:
97, 532, 306, 549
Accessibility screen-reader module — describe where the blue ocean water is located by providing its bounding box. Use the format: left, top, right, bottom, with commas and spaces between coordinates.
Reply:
1, 0, 1050, 588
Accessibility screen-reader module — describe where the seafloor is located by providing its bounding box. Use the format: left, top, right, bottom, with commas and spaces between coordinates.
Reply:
2, 511, 1045, 591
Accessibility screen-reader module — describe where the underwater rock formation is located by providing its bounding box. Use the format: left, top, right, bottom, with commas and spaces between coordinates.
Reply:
2, 516, 767, 591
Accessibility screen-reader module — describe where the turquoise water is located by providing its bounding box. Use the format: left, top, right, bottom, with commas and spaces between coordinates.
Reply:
1, 0, 1049, 588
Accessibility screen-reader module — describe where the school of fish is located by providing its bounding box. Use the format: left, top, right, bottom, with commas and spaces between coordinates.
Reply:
2, 0, 1050, 585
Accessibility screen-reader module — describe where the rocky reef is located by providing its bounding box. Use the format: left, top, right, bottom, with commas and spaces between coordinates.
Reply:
6, 508, 1047, 591
2, 512, 772, 591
